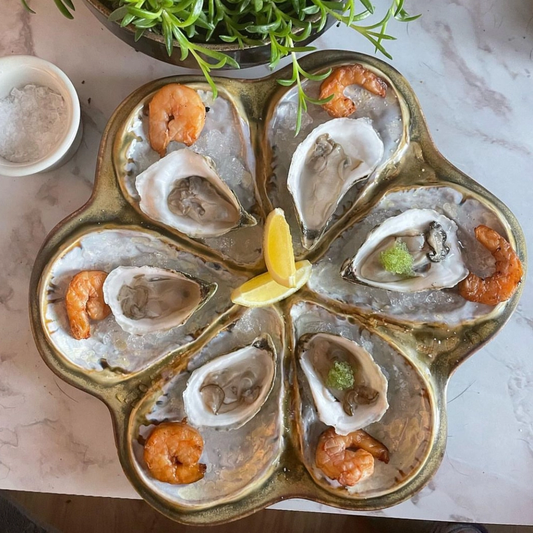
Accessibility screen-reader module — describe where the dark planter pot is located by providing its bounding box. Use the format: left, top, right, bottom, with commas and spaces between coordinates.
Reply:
83, 0, 336, 70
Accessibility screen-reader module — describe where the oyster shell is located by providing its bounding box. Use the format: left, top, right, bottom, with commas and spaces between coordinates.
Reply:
342, 208, 468, 292
298, 332, 389, 435
183, 336, 276, 430
103, 266, 216, 335
287, 118, 384, 249
136, 149, 256, 238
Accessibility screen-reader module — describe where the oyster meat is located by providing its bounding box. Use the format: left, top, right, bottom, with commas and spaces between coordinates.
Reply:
287, 118, 384, 249
342, 208, 468, 292
183, 337, 276, 429
298, 332, 389, 435
136, 149, 256, 238
103, 266, 215, 335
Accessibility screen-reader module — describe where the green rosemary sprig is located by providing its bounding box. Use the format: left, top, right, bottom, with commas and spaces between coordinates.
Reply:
33, 0, 419, 128
277, 53, 333, 134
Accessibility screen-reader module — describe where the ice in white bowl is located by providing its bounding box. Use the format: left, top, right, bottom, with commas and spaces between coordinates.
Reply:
0, 55, 81, 177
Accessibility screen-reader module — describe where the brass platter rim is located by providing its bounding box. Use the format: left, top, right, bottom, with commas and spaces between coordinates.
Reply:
29, 50, 527, 525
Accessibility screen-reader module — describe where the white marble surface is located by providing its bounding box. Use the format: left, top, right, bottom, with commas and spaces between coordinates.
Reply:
0, 0, 532, 524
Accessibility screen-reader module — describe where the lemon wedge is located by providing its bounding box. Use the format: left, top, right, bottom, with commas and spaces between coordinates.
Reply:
231, 260, 312, 308
264, 208, 296, 288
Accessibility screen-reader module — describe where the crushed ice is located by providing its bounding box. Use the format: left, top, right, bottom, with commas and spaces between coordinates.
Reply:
0, 84, 68, 163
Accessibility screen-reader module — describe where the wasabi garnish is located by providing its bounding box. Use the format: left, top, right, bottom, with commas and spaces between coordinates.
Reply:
380, 241, 414, 276
326, 361, 355, 390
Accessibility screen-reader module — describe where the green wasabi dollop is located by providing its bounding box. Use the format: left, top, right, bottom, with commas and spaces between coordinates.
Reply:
326, 361, 355, 390
379, 241, 414, 276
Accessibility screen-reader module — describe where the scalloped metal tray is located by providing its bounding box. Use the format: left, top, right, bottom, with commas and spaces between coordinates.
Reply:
29, 51, 526, 525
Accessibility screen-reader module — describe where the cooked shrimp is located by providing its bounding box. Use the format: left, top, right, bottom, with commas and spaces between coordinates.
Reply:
148, 83, 206, 156
143, 421, 206, 485
319, 64, 387, 118
316, 427, 389, 486
66, 270, 110, 340
458, 225, 523, 305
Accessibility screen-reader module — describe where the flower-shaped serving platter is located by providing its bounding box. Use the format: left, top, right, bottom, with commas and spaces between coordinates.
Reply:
30, 51, 526, 525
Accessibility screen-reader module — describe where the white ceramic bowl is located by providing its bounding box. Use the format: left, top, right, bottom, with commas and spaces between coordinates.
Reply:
0, 55, 82, 177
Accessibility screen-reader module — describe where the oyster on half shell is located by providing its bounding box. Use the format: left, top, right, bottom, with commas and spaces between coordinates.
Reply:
288, 118, 384, 249
183, 336, 276, 430
342, 208, 468, 292
103, 266, 216, 335
136, 149, 256, 238
298, 333, 389, 435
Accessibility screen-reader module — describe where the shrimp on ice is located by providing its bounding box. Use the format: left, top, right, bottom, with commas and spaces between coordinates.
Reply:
458, 225, 523, 305
319, 64, 387, 118
66, 270, 111, 340
316, 427, 389, 487
144, 421, 206, 485
148, 83, 206, 156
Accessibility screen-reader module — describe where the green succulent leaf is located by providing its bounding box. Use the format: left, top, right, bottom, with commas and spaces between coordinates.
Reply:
53, 0, 74, 19
20, 0, 36, 14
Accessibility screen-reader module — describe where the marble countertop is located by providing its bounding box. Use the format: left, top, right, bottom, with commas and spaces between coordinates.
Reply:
1, 0, 532, 524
